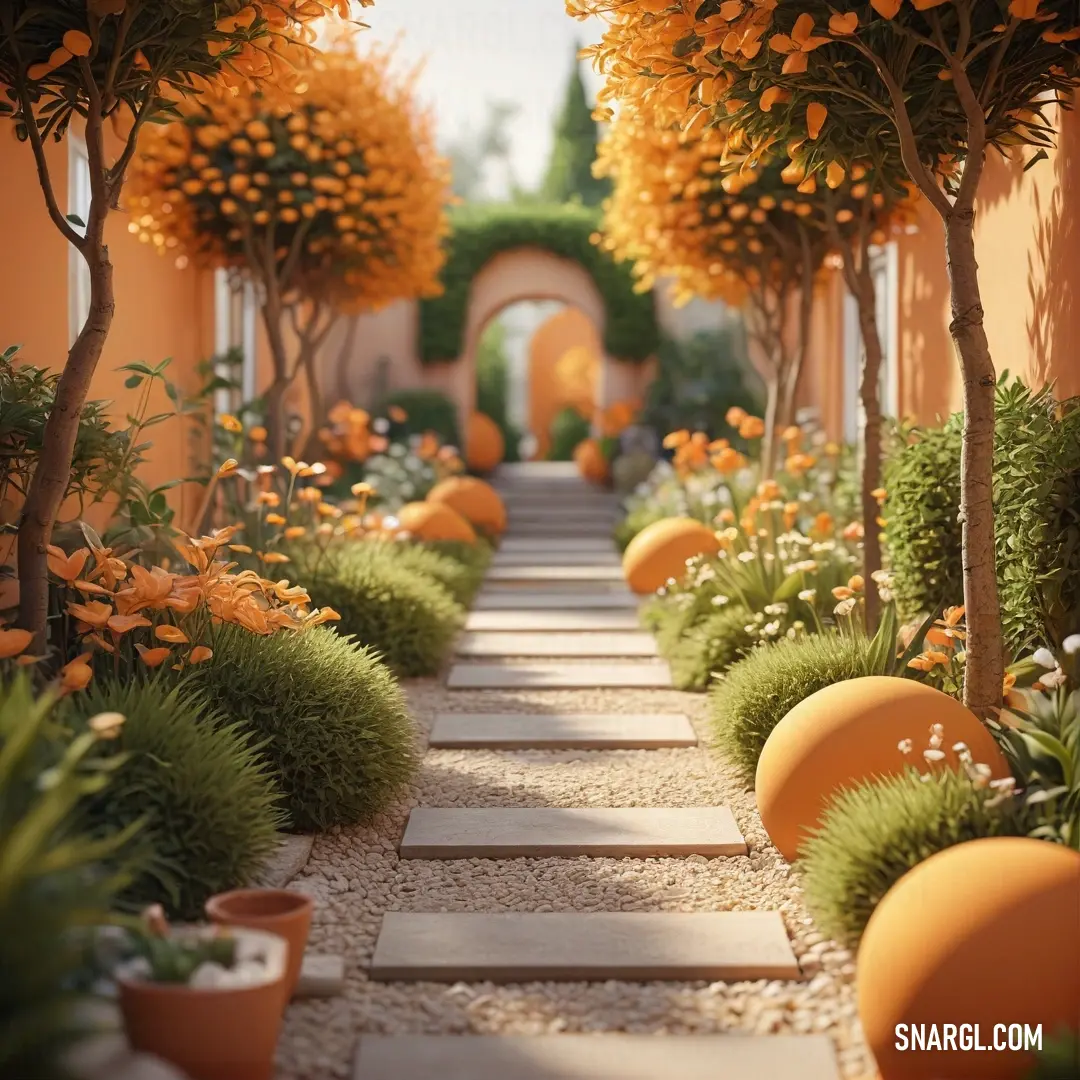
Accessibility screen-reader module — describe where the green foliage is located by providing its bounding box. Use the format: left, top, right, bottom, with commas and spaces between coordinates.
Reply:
126, 926, 238, 986
800, 769, 1040, 948
291, 543, 464, 677
66, 679, 285, 921
369, 540, 488, 606
612, 451, 657, 497
886, 380, 1080, 653
420, 204, 658, 365
1025, 1031, 1080, 1079
666, 606, 755, 692
362, 442, 439, 509
377, 389, 460, 448
709, 632, 878, 780
187, 625, 418, 832
475, 320, 521, 464
614, 500, 665, 552
548, 406, 591, 462
541, 50, 610, 208
0, 673, 134, 1080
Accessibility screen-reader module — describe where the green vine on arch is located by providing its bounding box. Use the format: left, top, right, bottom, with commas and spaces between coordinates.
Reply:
418, 203, 659, 366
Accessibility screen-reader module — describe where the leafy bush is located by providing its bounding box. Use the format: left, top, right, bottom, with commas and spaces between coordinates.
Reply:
188, 625, 418, 832
709, 632, 877, 780
476, 320, 522, 464
66, 679, 285, 920
377, 389, 460, 448
666, 606, 755, 691
800, 769, 1039, 947
548, 405, 592, 461
420, 203, 658, 364
352, 540, 486, 606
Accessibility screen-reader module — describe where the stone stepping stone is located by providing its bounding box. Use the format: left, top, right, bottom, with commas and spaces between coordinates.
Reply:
369, 911, 800, 982
353, 1034, 840, 1080
294, 953, 345, 998
493, 551, 621, 567
466, 610, 642, 632
399, 807, 746, 859
500, 538, 616, 553
447, 663, 672, 690
473, 592, 637, 610
455, 632, 656, 658
428, 712, 697, 749
485, 565, 625, 582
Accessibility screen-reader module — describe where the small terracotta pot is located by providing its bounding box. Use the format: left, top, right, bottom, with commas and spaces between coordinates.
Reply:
118, 928, 286, 1080
206, 888, 313, 999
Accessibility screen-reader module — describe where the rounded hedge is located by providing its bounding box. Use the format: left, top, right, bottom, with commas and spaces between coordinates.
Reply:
353, 539, 486, 606
67, 678, 285, 920
667, 606, 754, 692
188, 625, 418, 832
800, 769, 1038, 948
709, 632, 876, 781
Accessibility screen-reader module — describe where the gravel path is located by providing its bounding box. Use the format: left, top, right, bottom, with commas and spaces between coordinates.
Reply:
273, 674, 874, 1079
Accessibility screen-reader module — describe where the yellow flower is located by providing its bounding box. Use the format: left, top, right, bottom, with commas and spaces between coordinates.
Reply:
219, 414, 243, 434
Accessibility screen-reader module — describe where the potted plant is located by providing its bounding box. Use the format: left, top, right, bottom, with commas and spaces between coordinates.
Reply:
115, 907, 287, 1080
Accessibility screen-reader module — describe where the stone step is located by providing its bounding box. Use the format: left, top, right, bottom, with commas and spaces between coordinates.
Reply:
473, 592, 637, 611
369, 911, 801, 982
399, 807, 746, 859
482, 580, 630, 595
485, 565, 625, 582
428, 712, 697, 749
455, 632, 657, 658
353, 1034, 840, 1080
447, 662, 672, 690
499, 538, 617, 554
493, 551, 621, 567
466, 610, 642, 632
504, 525, 614, 537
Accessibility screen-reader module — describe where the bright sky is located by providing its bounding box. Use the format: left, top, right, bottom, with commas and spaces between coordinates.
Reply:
361, 0, 605, 194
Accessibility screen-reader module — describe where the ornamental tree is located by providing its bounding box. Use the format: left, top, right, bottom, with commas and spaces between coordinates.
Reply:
127, 34, 450, 460
1, 0, 355, 647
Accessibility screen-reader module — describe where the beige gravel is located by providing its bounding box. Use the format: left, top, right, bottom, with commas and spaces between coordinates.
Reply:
274, 677, 873, 1080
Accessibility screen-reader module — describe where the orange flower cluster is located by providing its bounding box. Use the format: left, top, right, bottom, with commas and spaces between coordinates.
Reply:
126, 34, 450, 314
662, 428, 750, 477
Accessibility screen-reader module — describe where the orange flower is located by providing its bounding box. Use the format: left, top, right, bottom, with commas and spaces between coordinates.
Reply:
189, 646, 214, 665
47, 545, 91, 583
249, 426, 268, 442
738, 415, 766, 439
842, 521, 864, 541
107, 613, 153, 635
115, 565, 176, 613
941, 605, 965, 627
135, 645, 172, 668
155, 624, 190, 644
66, 601, 113, 629
847, 575, 865, 592
258, 552, 291, 565
60, 652, 94, 693
811, 511, 834, 538
663, 429, 691, 449
725, 406, 747, 427
265, 513, 286, 526
217, 458, 240, 478
756, 479, 782, 501
0, 628, 34, 660
388, 405, 408, 422
283, 526, 307, 540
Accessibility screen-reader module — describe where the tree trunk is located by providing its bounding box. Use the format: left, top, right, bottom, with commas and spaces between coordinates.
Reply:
944, 209, 1003, 715
17, 242, 114, 647
761, 368, 781, 480
300, 345, 326, 461
259, 298, 291, 461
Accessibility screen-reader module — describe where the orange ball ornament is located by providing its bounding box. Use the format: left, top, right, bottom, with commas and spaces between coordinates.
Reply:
396, 502, 476, 544
755, 677, 1011, 862
427, 476, 506, 536
622, 517, 720, 595
573, 438, 609, 485
465, 412, 505, 474
858, 837, 1080, 1080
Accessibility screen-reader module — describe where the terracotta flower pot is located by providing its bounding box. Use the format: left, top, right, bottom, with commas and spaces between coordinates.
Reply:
118, 928, 287, 1080
206, 888, 313, 999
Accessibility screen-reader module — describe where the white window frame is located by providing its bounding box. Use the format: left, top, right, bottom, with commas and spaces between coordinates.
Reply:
842, 241, 898, 445
213, 269, 258, 417
67, 136, 92, 346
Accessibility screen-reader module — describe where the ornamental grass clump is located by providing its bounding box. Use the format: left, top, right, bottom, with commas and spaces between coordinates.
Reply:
188, 624, 417, 832
667, 606, 755, 693
67, 679, 285, 920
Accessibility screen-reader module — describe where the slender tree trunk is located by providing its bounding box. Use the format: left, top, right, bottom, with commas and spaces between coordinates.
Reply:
300, 345, 326, 461
761, 365, 782, 480
944, 209, 1003, 714
17, 240, 114, 647
259, 297, 291, 462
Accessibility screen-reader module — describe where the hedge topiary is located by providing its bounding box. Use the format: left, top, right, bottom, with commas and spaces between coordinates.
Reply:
709, 632, 877, 781
420, 204, 659, 365
67, 678, 285, 920
666, 606, 755, 692
548, 405, 592, 462
188, 625, 418, 832
377, 388, 460, 447
800, 769, 1038, 948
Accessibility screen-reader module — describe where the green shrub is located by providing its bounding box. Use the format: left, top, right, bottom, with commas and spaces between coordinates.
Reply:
188, 625, 418, 832
377, 389, 460, 447
66, 679, 285, 920
615, 501, 666, 551
420, 540, 492, 603
548, 405, 591, 461
351, 540, 486, 606
800, 769, 1039, 948
709, 632, 876, 780
293, 543, 464, 677
667, 607, 755, 692
1025, 1032, 1080, 1079
420, 203, 658, 364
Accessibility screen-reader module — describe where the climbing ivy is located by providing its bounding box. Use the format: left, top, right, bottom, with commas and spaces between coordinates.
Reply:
419, 203, 658, 365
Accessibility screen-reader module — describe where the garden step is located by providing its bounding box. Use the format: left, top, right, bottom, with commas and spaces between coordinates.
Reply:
447, 662, 672, 690
499, 538, 618, 554
455, 631, 656, 658
504, 523, 614, 536
465, 610, 642, 632
485, 565, 625, 582
353, 1034, 840, 1080
428, 712, 697, 749
369, 911, 800, 982
399, 807, 745, 859
492, 551, 621, 567
473, 592, 637, 610
482, 580, 631, 595
256, 832, 314, 888
294, 953, 345, 998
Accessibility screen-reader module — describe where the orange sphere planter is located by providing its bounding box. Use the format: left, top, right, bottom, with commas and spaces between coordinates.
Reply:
858, 837, 1080, 1080
573, 438, 609, 485
465, 411, 505, 474
427, 476, 506, 536
396, 501, 476, 544
755, 676, 1010, 862
622, 517, 720, 595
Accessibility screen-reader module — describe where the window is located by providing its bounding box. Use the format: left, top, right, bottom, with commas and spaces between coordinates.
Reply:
842, 241, 898, 445
68, 137, 92, 345
213, 269, 259, 416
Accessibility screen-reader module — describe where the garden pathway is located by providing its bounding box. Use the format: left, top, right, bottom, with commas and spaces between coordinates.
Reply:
276, 462, 873, 1080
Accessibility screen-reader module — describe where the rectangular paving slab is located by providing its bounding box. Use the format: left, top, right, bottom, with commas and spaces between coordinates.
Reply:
485, 565, 625, 582
465, 610, 642, 632
428, 713, 697, 749
473, 592, 637, 610
493, 551, 621, 568
369, 911, 800, 982
447, 663, 672, 690
353, 1034, 839, 1080
500, 538, 617, 553
455, 632, 656, 658
399, 807, 746, 859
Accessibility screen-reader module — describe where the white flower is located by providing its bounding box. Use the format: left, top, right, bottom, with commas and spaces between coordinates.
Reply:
1033, 647, 1058, 669
923, 748, 946, 763
763, 620, 781, 637
88, 712, 126, 740
928, 733, 943, 750
970, 763, 992, 789
897, 738, 913, 755
1063, 634, 1080, 656
989, 776, 1017, 793
764, 602, 789, 616
737, 551, 756, 563
798, 588, 817, 603
373, 417, 390, 434
711, 594, 730, 607
833, 597, 856, 617
1041, 667, 1068, 689
930, 723, 944, 737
